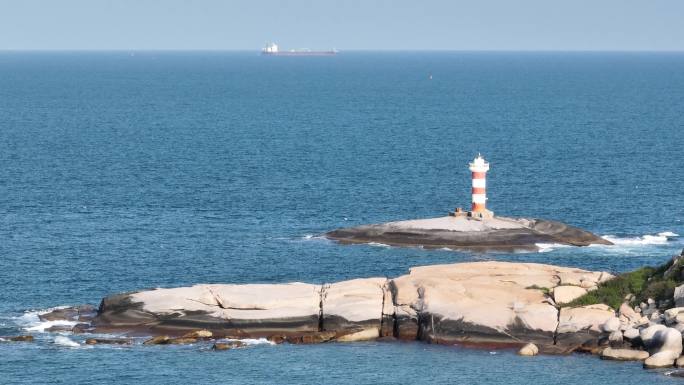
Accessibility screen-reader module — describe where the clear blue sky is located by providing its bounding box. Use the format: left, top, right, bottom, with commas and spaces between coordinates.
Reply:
1, 0, 683, 50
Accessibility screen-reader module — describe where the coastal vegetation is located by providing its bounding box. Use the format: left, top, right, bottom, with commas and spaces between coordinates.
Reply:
566, 254, 684, 310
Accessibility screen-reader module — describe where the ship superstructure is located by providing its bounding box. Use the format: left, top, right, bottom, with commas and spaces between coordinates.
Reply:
261, 42, 337, 56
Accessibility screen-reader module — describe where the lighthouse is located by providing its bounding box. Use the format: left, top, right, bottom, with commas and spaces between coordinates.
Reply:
468, 154, 493, 219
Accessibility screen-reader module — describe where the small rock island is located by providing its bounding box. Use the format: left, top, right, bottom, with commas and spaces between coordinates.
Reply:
326, 155, 611, 251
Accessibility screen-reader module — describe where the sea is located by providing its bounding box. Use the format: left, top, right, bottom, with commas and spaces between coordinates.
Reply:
0, 51, 683, 384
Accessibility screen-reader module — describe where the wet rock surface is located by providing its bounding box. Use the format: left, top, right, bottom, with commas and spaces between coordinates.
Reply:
213, 341, 245, 350
1, 335, 35, 342
85, 338, 132, 345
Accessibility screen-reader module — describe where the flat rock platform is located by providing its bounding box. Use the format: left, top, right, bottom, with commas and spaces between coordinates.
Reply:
325, 215, 612, 251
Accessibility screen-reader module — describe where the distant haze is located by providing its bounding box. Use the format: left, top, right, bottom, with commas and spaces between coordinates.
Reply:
1, 0, 683, 51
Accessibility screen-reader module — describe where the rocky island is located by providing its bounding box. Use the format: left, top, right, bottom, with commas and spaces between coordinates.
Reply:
325, 215, 612, 251
326, 155, 611, 251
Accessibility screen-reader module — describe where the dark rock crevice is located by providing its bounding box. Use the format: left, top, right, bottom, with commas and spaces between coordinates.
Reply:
318, 284, 329, 332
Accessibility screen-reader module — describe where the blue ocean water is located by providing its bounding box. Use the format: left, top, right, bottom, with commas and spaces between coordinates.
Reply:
0, 51, 683, 384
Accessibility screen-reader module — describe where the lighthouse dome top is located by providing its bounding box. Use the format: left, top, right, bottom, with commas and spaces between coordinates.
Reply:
469, 154, 490, 172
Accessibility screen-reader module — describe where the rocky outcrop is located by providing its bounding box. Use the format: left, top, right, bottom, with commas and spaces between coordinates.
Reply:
325, 216, 611, 251
321, 278, 387, 340
390, 262, 566, 347
38, 305, 96, 322
94, 283, 322, 338
556, 304, 617, 348
87, 261, 613, 352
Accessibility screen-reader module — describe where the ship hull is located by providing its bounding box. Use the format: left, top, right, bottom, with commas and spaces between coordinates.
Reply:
261, 51, 337, 56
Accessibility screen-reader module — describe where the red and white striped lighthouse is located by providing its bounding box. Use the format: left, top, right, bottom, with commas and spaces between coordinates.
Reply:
469, 154, 490, 216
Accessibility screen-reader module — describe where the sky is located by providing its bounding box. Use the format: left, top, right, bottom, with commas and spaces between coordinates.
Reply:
1, 0, 683, 51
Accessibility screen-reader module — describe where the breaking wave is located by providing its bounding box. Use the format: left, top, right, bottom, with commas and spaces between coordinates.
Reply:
223, 337, 275, 346
16, 306, 77, 333
368, 242, 391, 248
600, 231, 679, 246
535, 243, 572, 253
299, 234, 330, 242
53, 336, 80, 348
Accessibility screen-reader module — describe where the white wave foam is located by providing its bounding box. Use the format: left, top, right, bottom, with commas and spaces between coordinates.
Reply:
300, 234, 327, 241
25, 319, 78, 333
15, 306, 77, 333
229, 337, 274, 346
601, 231, 679, 246
54, 336, 80, 348
368, 242, 391, 248
535, 243, 572, 253
215, 337, 274, 346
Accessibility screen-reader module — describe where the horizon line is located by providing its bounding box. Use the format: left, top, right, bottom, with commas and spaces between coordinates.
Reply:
1, 48, 684, 53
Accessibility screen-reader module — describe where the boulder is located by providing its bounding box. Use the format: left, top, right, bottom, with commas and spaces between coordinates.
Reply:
213, 341, 245, 350
608, 331, 623, 347
640, 324, 667, 346
1, 335, 34, 342
634, 316, 650, 328
619, 303, 640, 323
675, 285, 684, 308
335, 328, 381, 342
553, 286, 587, 305
558, 273, 582, 287
601, 347, 649, 361
71, 323, 91, 334
623, 328, 640, 340
665, 307, 684, 325
518, 343, 539, 356
641, 327, 683, 369
602, 317, 621, 333
182, 329, 213, 339
322, 278, 386, 340
266, 335, 287, 344
167, 337, 198, 344
557, 304, 616, 347
143, 335, 171, 345
677, 355, 684, 368
645, 352, 678, 368
85, 338, 131, 345
289, 331, 337, 344
45, 325, 75, 333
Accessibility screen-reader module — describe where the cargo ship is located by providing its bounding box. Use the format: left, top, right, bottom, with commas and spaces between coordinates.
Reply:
261, 42, 337, 56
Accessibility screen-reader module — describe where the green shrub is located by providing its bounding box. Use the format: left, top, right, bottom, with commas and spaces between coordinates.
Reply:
564, 267, 655, 310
